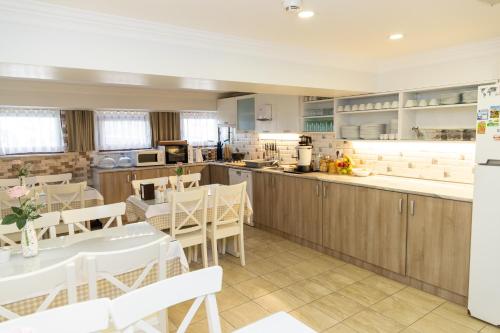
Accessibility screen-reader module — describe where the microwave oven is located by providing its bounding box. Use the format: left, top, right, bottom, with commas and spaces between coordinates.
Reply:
131, 149, 165, 167
158, 140, 189, 164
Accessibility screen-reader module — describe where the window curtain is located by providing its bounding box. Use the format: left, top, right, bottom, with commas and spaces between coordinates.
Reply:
180, 112, 218, 147
0, 108, 65, 155
65, 110, 95, 152
149, 111, 180, 146
95, 111, 152, 150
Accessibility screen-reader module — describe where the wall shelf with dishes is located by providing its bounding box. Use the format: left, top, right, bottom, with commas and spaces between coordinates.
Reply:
301, 97, 334, 133
334, 92, 400, 141
400, 85, 479, 141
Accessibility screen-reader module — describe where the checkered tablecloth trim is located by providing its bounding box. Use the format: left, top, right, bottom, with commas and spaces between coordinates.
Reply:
0, 258, 182, 322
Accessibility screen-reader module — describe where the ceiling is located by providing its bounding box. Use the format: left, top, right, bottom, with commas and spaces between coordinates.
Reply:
39, 0, 500, 60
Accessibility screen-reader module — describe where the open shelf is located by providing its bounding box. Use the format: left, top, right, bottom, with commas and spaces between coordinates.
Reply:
303, 98, 334, 104
337, 108, 398, 115
402, 103, 477, 112
303, 115, 334, 119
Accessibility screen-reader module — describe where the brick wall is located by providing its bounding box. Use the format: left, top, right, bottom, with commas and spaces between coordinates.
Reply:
0, 153, 92, 183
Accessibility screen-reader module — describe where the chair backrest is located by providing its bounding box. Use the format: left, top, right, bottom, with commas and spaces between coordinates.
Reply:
0, 188, 39, 219
36, 173, 72, 186
61, 202, 125, 235
84, 236, 169, 301
0, 212, 61, 246
169, 188, 208, 239
169, 173, 201, 191
45, 181, 86, 212
132, 177, 169, 196
0, 256, 78, 320
213, 182, 247, 229
0, 298, 110, 333
109, 266, 223, 333
0, 177, 37, 191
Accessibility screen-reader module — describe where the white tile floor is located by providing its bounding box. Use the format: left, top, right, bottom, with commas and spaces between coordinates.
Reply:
178, 226, 498, 333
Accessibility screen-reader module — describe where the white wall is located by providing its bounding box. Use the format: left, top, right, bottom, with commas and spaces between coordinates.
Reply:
376, 40, 500, 92
0, 79, 218, 110
0, 0, 376, 95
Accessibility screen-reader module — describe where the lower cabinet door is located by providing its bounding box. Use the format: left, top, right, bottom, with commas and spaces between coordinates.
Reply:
99, 171, 133, 204
295, 178, 322, 244
407, 195, 472, 296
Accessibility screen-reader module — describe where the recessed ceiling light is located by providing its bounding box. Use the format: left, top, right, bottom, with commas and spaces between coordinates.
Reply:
389, 33, 404, 40
298, 10, 315, 18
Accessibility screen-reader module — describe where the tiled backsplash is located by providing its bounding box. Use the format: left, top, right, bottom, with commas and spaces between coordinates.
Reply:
232, 132, 299, 164
334, 140, 475, 184
0, 153, 92, 184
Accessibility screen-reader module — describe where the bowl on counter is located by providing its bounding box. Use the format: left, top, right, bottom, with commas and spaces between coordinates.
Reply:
232, 152, 246, 161
97, 156, 117, 169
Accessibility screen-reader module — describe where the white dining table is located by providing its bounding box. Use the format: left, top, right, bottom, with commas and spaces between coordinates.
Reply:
0, 222, 189, 318
126, 183, 253, 222
0, 222, 188, 279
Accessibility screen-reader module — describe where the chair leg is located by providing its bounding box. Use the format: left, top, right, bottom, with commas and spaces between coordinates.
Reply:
238, 234, 246, 266
187, 247, 192, 262
233, 236, 240, 257
211, 237, 218, 266
202, 240, 208, 268
221, 238, 226, 255
194, 245, 199, 263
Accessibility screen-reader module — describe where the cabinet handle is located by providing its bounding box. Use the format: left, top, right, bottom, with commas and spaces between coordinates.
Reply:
410, 200, 415, 216
316, 184, 319, 197
323, 185, 327, 198
398, 198, 403, 214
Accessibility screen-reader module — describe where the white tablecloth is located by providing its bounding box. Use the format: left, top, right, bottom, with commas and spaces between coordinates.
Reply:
127, 184, 253, 220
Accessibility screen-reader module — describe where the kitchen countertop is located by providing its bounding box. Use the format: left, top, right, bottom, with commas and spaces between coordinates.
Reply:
91, 162, 209, 173
218, 163, 474, 202
92, 162, 474, 202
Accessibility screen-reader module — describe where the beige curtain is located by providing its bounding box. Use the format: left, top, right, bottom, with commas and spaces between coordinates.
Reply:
65, 110, 95, 152
150, 111, 181, 146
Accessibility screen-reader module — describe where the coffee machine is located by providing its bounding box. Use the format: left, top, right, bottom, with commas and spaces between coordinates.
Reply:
296, 135, 313, 172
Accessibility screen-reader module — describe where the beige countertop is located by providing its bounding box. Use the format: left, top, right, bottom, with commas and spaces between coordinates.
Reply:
218, 163, 474, 202
92, 162, 474, 202
91, 162, 208, 174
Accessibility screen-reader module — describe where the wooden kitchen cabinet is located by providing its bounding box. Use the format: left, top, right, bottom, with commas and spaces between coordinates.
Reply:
406, 195, 472, 296
295, 177, 322, 244
252, 172, 274, 229
186, 165, 210, 185
322, 183, 407, 274
98, 170, 133, 204
210, 165, 229, 185
132, 168, 160, 181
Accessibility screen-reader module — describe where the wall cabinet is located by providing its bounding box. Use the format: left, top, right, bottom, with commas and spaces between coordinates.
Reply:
254, 94, 300, 133
237, 97, 256, 131
217, 97, 237, 127
406, 195, 472, 296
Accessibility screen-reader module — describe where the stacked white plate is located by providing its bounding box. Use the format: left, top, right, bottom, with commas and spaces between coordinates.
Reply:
360, 123, 386, 140
341, 125, 360, 139
389, 119, 398, 134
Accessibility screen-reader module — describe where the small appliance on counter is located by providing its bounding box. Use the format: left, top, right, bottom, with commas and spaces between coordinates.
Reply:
97, 156, 117, 169
295, 135, 313, 173
140, 183, 155, 201
194, 148, 204, 162
158, 140, 189, 164
131, 149, 165, 167
117, 154, 133, 168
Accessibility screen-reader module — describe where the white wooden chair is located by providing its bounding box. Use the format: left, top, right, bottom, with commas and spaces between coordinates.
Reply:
0, 256, 78, 320
36, 173, 72, 186
0, 298, 110, 333
84, 237, 169, 332
109, 266, 223, 333
233, 312, 317, 333
0, 177, 37, 190
169, 173, 201, 191
61, 202, 125, 235
45, 181, 86, 212
208, 182, 247, 266
169, 188, 209, 267
0, 212, 61, 247
132, 177, 169, 196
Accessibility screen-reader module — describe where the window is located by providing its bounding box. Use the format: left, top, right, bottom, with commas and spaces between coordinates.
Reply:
0, 108, 64, 155
95, 111, 151, 150
180, 112, 218, 146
